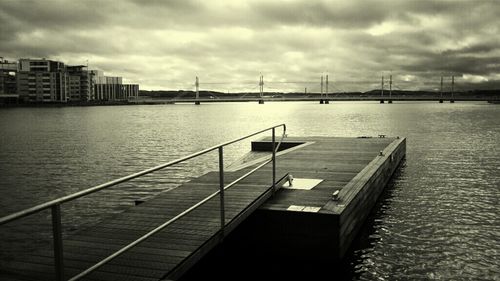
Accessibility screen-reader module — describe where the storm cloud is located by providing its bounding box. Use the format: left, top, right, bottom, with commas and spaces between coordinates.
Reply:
1, 0, 499, 91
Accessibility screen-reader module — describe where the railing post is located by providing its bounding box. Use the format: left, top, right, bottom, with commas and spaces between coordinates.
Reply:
218, 147, 225, 235
51, 204, 64, 281
272, 128, 276, 192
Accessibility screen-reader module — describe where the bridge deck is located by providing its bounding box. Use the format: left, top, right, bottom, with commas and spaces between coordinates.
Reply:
133, 96, 495, 104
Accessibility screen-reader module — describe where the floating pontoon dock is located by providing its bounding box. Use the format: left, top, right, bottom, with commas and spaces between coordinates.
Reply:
0, 125, 405, 281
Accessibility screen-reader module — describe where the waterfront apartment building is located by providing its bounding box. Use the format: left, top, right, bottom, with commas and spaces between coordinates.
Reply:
14, 58, 138, 103
17, 58, 69, 102
67, 65, 93, 101
0, 59, 17, 95
122, 84, 139, 100
93, 70, 121, 100
93, 70, 139, 101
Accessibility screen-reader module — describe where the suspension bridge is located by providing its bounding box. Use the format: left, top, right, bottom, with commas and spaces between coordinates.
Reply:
141, 74, 498, 105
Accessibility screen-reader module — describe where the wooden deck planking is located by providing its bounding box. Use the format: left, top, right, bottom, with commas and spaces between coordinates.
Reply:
30, 248, 183, 268
1, 162, 283, 281
2, 260, 160, 281
256, 137, 394, 211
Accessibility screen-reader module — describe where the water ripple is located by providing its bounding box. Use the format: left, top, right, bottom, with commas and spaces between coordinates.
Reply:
0, 103, 499, 280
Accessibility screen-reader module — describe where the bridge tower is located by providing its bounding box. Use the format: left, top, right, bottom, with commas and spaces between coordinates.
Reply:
388, 74, 393, 103
325, 74, 330, 104
439, 76, 443, 103
380, 75, 385, 103
450, 75, 455, 103
320, 75, 324, 104
259, 75, 264, 104
195, 76, 200, 105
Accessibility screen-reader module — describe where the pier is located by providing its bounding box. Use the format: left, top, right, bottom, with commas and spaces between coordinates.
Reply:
0, 126, 406, 281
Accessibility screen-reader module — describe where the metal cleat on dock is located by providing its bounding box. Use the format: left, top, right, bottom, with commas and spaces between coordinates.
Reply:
287, 174, 294, 186
332, 190, 340, 201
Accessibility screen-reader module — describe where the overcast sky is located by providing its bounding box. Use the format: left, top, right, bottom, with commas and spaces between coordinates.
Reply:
1, 0, 499, 92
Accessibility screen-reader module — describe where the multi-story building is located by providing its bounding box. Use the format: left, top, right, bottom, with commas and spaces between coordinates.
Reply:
67, 65, 93, 101
121, 84, 139, 100
0, 59, 18, 95
93, 71, 121, 100
14, 58, 139, 103
17, 58, 69, 102
93, 70, 138, 101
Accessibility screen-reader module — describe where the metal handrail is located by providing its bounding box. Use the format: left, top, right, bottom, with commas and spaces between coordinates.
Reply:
0, 124, 286, 281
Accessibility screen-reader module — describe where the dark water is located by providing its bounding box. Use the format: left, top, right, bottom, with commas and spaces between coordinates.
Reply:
0, 102, 499, 280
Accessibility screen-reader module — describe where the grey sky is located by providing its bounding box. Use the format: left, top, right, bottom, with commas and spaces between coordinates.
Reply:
1, 0, 499, 92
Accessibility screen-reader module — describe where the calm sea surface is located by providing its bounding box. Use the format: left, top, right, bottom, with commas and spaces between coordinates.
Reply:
0, 102, 499, 280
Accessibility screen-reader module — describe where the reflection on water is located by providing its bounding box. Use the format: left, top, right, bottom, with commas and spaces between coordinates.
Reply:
0, 102, 499, 280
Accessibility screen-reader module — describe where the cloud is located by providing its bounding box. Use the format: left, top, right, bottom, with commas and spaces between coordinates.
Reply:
250, 1, 389, 29
0, 0, 499, 91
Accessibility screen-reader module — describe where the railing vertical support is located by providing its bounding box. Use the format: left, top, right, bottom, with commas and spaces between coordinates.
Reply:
218, 147, 225, 235
51, 204, 64, 281
272, 128, 276, 192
